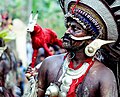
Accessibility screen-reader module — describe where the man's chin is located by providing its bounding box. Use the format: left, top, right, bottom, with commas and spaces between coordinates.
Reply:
63, 43, 77, 51
63, 41, 86, 51
63, 42, 71, 49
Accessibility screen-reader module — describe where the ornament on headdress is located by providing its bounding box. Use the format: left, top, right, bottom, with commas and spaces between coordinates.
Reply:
27, 11, 62, 68
71, 0, 80, 14
85, 39, 115, 57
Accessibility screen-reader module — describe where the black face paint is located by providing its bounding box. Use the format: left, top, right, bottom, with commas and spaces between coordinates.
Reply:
62, 33, 87, 51
61, 33, 71, 41
61, 33, 72, 45
61, 33, 72, 50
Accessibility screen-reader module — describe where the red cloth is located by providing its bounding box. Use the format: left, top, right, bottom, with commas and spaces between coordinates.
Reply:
30, 24, 62, 68
67, 58, 94, 97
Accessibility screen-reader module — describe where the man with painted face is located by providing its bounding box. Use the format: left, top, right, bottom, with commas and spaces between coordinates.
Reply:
37, 0, 120, 97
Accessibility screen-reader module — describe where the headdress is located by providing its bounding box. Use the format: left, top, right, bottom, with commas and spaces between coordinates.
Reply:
59, 0, 120, 57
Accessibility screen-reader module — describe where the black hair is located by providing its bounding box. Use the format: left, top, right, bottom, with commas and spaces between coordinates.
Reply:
18, 60, 23, 67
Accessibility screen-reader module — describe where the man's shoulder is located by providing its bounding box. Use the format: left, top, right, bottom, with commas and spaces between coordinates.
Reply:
44, 53, 66, 62
40, 53, 66, 69
95, 60, 113, 71
93, 60, 116, 81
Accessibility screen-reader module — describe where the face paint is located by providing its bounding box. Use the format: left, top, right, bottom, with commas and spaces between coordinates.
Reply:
62, 20, 88, 51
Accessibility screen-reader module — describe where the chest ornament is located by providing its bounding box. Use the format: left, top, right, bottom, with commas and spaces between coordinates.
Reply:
45, 54, 94, 97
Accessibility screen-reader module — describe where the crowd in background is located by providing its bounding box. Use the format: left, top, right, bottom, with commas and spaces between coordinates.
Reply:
0, 10, 66, 97
35, 45, 66, 65
0, 10, 25, 97
17, 44, 66, 97
0, 10, 13, 31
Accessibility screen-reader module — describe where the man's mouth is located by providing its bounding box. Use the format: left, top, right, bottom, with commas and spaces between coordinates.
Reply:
62, 35, 71, 48
61, 34, 71, 42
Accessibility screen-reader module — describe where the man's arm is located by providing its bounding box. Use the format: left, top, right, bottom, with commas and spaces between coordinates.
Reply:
100, 67, 118, 97
37, 60, 47, 97
37, 54, 65, 97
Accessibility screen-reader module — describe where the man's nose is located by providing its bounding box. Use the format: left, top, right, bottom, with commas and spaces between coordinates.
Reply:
65, 27, 72, 34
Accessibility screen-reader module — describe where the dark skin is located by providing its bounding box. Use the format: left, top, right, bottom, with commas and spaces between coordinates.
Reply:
0, 49, 15, 97
37, 20, 118, 97
0, 49, 11, 87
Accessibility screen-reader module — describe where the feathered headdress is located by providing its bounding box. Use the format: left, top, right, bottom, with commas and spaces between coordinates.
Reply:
59, 0, 120, 56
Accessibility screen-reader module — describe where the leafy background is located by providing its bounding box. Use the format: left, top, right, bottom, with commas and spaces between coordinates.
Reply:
0, 0, 66, 38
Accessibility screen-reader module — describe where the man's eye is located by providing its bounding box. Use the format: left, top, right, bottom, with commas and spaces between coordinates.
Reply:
71, 25, 76, 29
71, 25, 77, 31
72, 26, 80, 32
66, 24, 69, 28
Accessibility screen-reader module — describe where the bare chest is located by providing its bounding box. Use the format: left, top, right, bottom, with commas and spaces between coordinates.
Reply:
75, 72, 100, 97
47, 58, 101, 97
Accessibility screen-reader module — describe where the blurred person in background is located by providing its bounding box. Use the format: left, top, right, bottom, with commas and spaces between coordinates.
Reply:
0, 38, 15, 97
26, 40, 33, 65
35, 54, 46, 65
0, 10, 13, 31
49, 45, 56, 55
49, 45, 66, 55
17, 60, 26, 96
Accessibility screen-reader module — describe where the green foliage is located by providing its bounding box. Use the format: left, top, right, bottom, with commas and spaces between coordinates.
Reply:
0, 29, 15, 42
32, 0, 66, 38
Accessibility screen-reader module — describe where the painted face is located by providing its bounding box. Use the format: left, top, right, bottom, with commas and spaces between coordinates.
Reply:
62, 19, 87, 51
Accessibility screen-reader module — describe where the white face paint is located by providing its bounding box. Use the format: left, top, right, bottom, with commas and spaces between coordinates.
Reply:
27, 12, 38, 33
